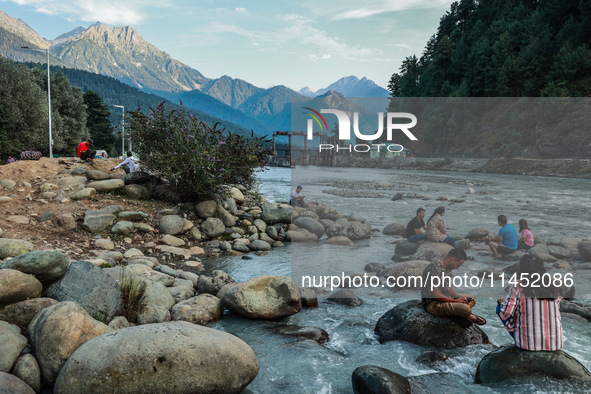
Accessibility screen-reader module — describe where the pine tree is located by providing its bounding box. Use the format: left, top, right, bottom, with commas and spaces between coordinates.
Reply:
83, 90, 116, 152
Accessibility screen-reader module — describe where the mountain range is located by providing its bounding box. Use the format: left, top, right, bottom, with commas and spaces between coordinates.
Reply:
0, 9, 390, 135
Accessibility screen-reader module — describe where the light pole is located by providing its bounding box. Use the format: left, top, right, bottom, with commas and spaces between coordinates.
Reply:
21, 46, 52, 158
113, 105, 125, 157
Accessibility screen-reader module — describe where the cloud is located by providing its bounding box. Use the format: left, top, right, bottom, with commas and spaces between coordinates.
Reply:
235, 7, 247, 14
299, 0, 453, 20
6, 0, 171, 24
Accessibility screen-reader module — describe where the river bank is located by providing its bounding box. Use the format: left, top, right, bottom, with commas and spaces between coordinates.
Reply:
333, 156, 591, 179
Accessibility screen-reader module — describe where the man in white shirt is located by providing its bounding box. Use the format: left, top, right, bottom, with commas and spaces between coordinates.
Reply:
111, 152, 139, 174
290, 185, 305, 207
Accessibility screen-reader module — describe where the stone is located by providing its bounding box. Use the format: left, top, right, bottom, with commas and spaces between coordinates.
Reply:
324, 236, 354, 245
86, 170, 111, 181
86, 179, 125, 192
195, 200, 218, 218
111, 221, 134, 235
224, 197, 237, 214
352, 365, 411, 394
158, 215, 185, 235
273, 325, 329, 344
0, 196, 12, 203
326, 219, 371, 240
377, 261, 431, 290
107, 316, 130, 331
70, 167, 87, 175
122, 248, 143, 259
189, 227, 202, 241
100, 205, 126, 214
293, 216, 325, 238
217, 276, 302, 319
578, 241, 591, 262
0, 298, 57, 327
261, 206, 292, 224
118, 211, 149, 221
154, 264, 179, 277
11, 354, 41, 393
383, 223, 407, 236
133, 223, 153, 233
417, 241, 453, 256
95, 238, 114, 250
124, 171, 156, 185
391, 192, 404, 201
455, 239, 471, 250
547, 245, 573, 260
56, 214, 77, 230
197, 270, 234, 295
285, 229, 319, 242
39, 211, 55, 222
326, 289, 364, 307
28, 301, 110, 383
124, 184, 150, 200
0, 372, 35, 394
0, 179, 16, 189
167, 286, 195, 303
40, 183, 58, 192
0, 321, 27, 373
171, 294, 224, 325
375, 300, 490, 348
162, 234, 185, 247
201, 217, 226, 238
57, 176, 87, 189
3, 250, 69, 284
136, 270, 174, 287
54, 321, 259, 393
529, 244, 549, 255
415, 351, 449, 366
0, 241, 31, 259
155, 245, 190, 259
253, 218, 267, 232
561, 238, 582, 250
248, 240, 271, 251
83, 210, 116, 233
229, 187, 245, 203
233, 242, 250, 253
217, 205, 237, 227
266, 226, 279, 240
7, 215, 29, 225
70, 188, 96, 200
181, 219, 193, 233
560, 301, 591, 321
45, 260, 123, 322
475, 345, 591, 384
465, 228, 489, 240
395, 240, 420, 256
0, 269, 42, 307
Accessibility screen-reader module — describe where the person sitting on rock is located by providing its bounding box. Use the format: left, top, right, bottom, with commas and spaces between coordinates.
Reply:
290, 185, 305, 207
111, 151, 139, 174
518, 219, 534, 250
426, 206, 456, 247
77, 139, 96, 163
421, 248, 486, 325
5, 155, 15, 164
497, 254, 563, 350
406, 207, 427, 242
484, 215, 518, 258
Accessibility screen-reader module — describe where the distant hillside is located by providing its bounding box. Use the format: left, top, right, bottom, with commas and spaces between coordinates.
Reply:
388, 0, 591, 158
0, 9, 48, 49
299, 76, 389, 97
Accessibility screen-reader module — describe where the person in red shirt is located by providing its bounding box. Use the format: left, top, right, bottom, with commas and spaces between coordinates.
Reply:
78, 139, 96, 162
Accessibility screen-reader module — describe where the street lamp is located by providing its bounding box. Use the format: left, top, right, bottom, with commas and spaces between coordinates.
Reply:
113, 105, 125, 157
21, 46, 52, 158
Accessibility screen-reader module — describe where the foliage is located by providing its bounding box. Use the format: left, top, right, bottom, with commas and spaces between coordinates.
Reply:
120, 270, 147, 323
128, 103, 271, 200
83, 90, 116, 155
91, 305, 111, 324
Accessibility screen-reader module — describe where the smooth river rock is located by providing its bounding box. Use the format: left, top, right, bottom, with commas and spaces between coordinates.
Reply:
3, 250, 69, 284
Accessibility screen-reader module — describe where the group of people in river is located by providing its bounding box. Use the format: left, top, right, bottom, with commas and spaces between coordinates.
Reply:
407, 208, 563, 352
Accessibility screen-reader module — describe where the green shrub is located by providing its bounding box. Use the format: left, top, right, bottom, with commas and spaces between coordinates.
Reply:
120, 270, 147, 323
128, 103, 271, 200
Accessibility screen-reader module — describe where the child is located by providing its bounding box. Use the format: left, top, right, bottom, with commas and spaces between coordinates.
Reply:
518, 219, 534, 250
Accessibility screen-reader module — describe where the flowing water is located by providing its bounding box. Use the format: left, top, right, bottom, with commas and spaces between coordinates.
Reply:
204, 166, 591, 393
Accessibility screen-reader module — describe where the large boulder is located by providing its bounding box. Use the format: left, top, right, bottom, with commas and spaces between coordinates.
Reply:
217, 276, 302, 319
0, 298, 58, 327
85, 170, 111, 181
217, 205, 237, 227
293, 217, 325, 238
0, 321, 27, 373
124, 184, 150, 199
374, 300, 490, 348
195, 200, 218, 218
45, 260, 123, 322
0, 372, 35, 394
0, 239, 35, 259
201, 217, 226, 238
171, 294, 224, 325
376, 261, 430, 290
352, 365, 411, 394
261, 206, 292, 224
158, 215, 185, 235
383, 223, 407, 236
395, 240, 420, 256
0, 269, 42, 306
82, 210, 116, 233
86, 179, 125, 192
28, 301, 110, 383
547, 245, 573, 260
3, 251, 69, 284
285, 229, 318, 242
475, 345, 591, 384
465, 228, 489, 240
54, 321, 259, 394
417, 241, 453, 256
326, 219, 371, 240
57, 176, 87, 189
196, 271, 234, 295
579, 241, 591, 262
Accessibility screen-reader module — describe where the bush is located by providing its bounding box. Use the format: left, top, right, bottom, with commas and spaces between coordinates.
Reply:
128, 103, 271, 200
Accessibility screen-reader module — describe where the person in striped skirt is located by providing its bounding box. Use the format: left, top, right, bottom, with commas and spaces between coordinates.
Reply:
497, 254, 563, 351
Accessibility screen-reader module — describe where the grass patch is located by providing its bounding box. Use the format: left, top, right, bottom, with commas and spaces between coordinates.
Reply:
120, 269, 147, 323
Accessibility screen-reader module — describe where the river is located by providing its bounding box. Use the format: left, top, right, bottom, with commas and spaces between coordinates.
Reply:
203, 166, 591, 393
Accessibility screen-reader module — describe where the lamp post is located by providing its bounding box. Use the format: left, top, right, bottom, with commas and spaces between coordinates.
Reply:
113, 105, 125, 157
21, 46, 52, 158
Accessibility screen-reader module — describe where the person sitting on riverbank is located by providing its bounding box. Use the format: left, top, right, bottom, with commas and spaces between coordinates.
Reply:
484, 215, 518, 258
497, 253, 563, 350
406, 208, 427, 242
290, 185, 305, 207
111, 151, 139, 174
426, 206, 456, 247
518, 219, 535, 250
421, 248, 486, 325
77, 139, 95, 163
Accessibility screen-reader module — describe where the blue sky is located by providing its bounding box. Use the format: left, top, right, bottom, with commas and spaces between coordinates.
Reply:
1, 0, 455, 91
